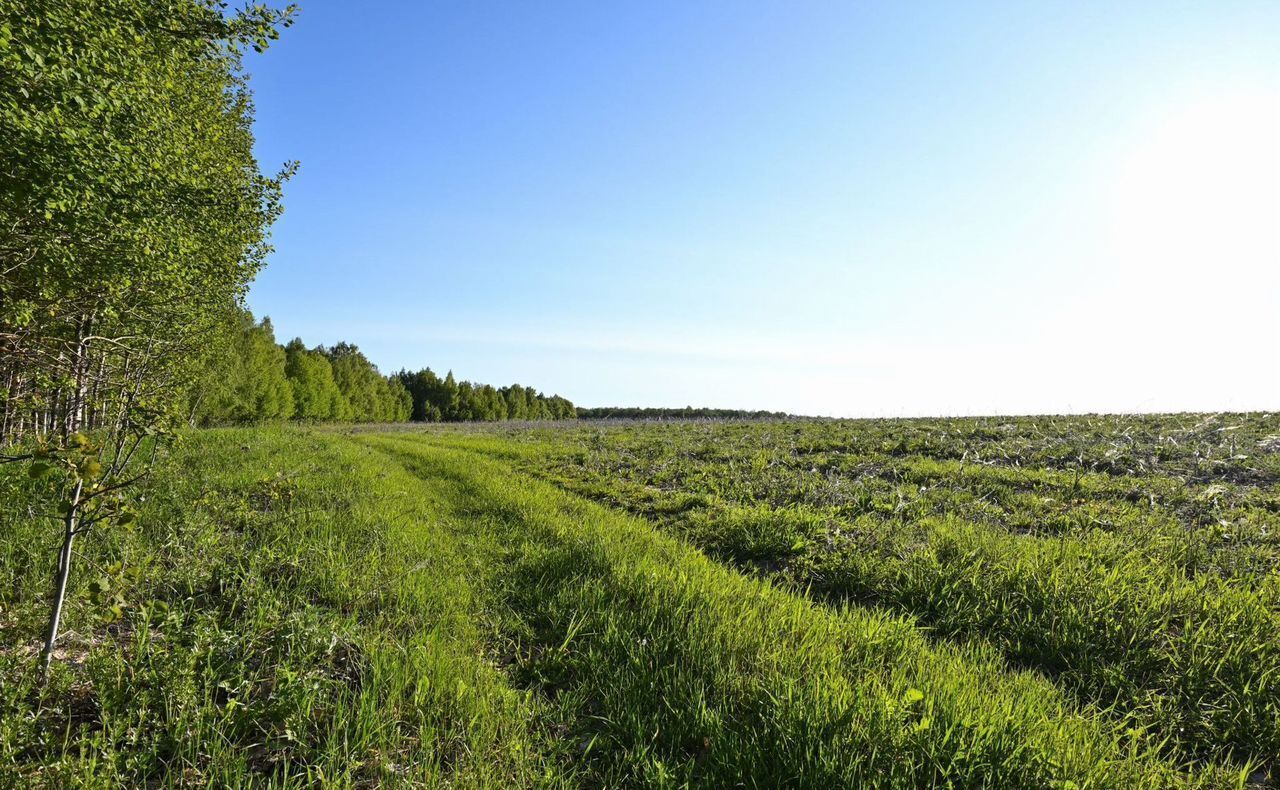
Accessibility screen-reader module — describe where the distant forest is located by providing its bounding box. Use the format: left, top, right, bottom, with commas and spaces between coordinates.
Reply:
194, 309, 575, 425
577, 407, 791, 420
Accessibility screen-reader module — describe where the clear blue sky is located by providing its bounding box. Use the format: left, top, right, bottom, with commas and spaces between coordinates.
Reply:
245, 1, 1279, 416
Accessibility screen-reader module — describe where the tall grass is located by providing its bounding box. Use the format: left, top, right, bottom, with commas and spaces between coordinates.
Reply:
1, 428, 556, 786
433, 415, 1280, 772
0, 423, 1263, 786
362, 432, 1236, 787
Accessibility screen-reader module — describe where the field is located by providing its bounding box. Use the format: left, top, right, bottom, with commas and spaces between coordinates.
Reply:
2, 414, 1278, 787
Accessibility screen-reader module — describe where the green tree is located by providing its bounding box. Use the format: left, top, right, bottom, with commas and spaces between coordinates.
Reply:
284, 339, 347, 421
1, 0, 297, 441
396, 369, 572, 424
383, 376, 413, 422
321, 342, 412, 423
325, 343, 384, 421
397, 368, 442, 422
441, 371, 461, 421
0, 0, 295, 678
195, 308, 293, 424
477, 384, 505, 421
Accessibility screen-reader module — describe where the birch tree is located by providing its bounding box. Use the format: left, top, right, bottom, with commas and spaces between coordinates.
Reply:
0, 0, 295, 678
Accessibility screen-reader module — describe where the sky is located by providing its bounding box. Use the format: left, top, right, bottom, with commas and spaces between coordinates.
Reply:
243, 1, 1280, 417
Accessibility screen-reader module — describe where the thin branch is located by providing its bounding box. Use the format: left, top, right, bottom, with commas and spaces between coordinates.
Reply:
80, 472, 150, 503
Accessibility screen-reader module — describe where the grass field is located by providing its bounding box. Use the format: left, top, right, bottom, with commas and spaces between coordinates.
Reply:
2, 415, 1277, 786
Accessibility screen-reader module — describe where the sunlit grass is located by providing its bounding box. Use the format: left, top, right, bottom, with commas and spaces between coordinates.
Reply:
441, 414, 1280, 771
2, 418, 1272, 786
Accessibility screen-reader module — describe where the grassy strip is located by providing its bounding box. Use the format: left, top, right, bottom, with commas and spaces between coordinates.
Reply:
1, 428, 559, 787
424, 422, 1280, 771
360, 431, 1238, 787
0, 424, 1259, 786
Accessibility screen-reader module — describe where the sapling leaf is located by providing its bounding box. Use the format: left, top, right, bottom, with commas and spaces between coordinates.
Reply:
78, 458, 103, 479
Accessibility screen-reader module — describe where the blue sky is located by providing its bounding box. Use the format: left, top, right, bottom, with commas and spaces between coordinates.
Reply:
245, 1, 1279, 416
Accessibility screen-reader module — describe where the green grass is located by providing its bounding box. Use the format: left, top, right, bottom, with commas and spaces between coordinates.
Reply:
1, 418, 1274, 786
1, 429, 555, 786
410, 414, 1280, 773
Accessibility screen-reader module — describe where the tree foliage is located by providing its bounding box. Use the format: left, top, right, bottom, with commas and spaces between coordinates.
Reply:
1, 0, 296, 441
283, 338, 347, 421
395, 369, 575, 423
196, 309, 293, 424
0, 0, 295, 678
190, 309, 566, 426
576, 407, 790, 421
322, 343, 410, 423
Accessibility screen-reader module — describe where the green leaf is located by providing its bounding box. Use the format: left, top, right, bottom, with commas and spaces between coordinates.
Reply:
28, 462, 52, 478
78, 458, 103, 479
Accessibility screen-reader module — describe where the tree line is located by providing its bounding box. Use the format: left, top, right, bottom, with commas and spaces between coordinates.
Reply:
576, 407, 790, 421
0, 0, 574, 439
1, 0, 301, 678
0, 0, 569, 674
193, 308, 576, 425
1, 0, 297, 444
